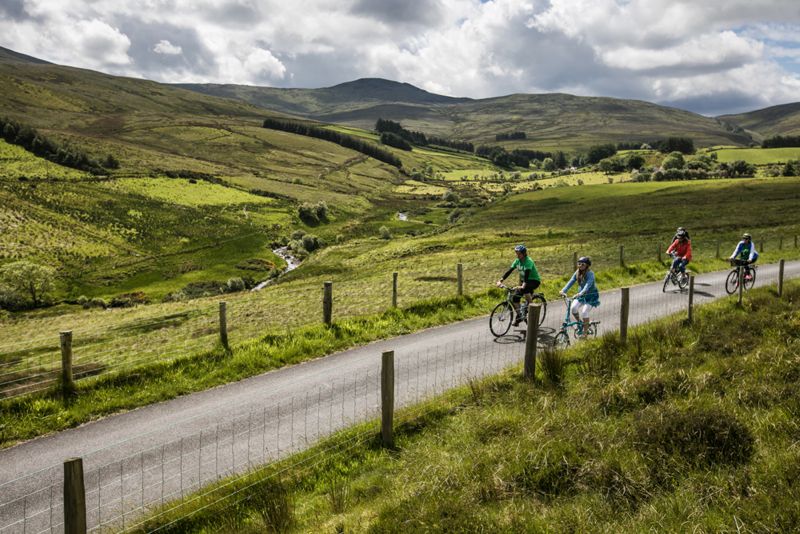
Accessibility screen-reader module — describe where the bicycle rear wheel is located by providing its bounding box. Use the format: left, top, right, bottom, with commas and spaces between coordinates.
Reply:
725, 269, 738, 295
489, 302, 514, 337
744, 268, 756, 290
678, 272, 689, 290
530, 294, 547, 326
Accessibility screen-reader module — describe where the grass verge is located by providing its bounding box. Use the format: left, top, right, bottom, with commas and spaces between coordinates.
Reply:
135, 280, 800, 532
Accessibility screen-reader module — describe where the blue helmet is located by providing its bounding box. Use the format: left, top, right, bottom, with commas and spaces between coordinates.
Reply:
578, 256, 592, 266
514, 244, 527, 254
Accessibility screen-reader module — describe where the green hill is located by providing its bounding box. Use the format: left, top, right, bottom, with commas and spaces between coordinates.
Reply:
177, 79, 755, 150
717, 102, 800, 142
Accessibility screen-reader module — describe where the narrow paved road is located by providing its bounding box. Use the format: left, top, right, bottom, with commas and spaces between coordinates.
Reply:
1, 260, 798, 533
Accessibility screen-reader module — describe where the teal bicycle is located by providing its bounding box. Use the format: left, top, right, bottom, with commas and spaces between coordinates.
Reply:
552, 296, 599, 349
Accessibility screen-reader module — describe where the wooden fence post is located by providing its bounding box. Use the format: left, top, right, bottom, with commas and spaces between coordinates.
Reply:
60, 331, 74, 396
380, 350, 395, 448
64, 458, 86, 534
572, 252, 578, 272
457, 263, 463, 297
779, 237, 783, 250
687, 275, 695, 324
219, 302, 229, 351
715, 241, 720, 260
620, 288, 630, 344
759, 240, 764, 253
656, 243, 661, 263
737, 266, 744, 307
524, 305, 541, 381
619, 245, 625, 267
323, 281, 333, 325
392, 272, 398, 308
778, 259, 785, 298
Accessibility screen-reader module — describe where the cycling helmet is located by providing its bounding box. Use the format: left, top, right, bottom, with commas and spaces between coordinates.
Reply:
577, 256, 592, 266
676, 229, 687, 238
742, 233, 751, 240
514, 244, 527, 254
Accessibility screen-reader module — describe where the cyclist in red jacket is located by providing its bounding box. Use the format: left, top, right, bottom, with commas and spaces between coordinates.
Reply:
665, 229, 692, 274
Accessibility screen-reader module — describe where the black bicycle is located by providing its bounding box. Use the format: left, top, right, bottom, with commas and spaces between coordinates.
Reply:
725, 259, 757, 295
489, 284, 547, 337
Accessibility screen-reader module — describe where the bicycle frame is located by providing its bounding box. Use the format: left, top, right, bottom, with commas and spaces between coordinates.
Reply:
558, 296, 586, 335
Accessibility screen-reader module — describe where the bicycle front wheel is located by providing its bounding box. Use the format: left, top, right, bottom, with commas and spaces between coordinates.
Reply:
553, 331, 570, 349
725, 269, 738, 295
662, 273, 672, 293
530, 294, 547, 326
744, 268, 756, 290
489, 302, 514, 337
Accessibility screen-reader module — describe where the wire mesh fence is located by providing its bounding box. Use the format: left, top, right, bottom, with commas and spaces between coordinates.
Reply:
1, 259, 799, 533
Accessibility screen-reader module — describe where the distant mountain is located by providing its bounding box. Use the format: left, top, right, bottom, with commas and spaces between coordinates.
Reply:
178, 79, 754, 150
174, 78, 471, 117
718, 102, 800, 142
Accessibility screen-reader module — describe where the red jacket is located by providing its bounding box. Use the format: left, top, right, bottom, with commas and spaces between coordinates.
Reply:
667, 239, 692, 261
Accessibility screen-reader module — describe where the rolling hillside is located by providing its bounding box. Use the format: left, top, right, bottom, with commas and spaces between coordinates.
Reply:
718, 102, 800, 141
177, 78, 755, 150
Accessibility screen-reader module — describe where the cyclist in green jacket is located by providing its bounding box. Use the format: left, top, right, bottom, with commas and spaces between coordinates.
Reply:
497, 244, 542, 326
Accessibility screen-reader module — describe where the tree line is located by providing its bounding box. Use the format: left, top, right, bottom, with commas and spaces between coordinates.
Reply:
762, 135, 800, 148
0, 116, 117, 174
375, 119, 474, 152
263, 118, 402, 168
495, 131, 526, 141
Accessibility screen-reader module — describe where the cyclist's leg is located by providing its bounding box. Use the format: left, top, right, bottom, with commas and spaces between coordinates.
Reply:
512, 289, 524, 324
679, 259, 688, 273
570, 298, 581, 322
671, 256, 681, 273
579, 303, 593, 338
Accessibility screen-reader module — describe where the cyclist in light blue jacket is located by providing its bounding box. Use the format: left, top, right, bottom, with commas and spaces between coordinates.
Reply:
729, 233, 759, 281
560, 256, 600, 338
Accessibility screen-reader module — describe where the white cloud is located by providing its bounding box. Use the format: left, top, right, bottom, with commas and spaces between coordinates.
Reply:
0, 0, 798, 114
153, 39, 182, 55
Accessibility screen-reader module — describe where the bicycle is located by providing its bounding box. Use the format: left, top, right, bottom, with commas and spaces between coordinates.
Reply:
662, 252, 690, 293
552, 296, 599, 349
725, 259, 757, 295
489, 284, 547, 337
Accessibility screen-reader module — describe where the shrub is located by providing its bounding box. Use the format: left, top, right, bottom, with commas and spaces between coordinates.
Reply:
77, 295, 89, 309
661, 151, 685, 170
302, 234, 321, 252
540, 348, 565, 387
290, 230, 306, 240
89, 297, 108, 309
109, 291, 150, 308
379, 226, 392, 240
225, 277, 246, 292
298, 202, 328, 225
636, 406, 755, 467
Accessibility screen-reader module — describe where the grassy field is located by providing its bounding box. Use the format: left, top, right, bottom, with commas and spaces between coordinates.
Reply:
135, 281, 800, 532
708, 146, 800, 164
2, 176, 800, 446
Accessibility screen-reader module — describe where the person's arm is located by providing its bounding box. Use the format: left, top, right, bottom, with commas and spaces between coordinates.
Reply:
575, 271, 595, 297
666, 241, 677, 254
561, 272, 577, 294
500, 267, 514, 281
684, 241, 692, 261
748, 246, 758, 262
730, 241, 742, 260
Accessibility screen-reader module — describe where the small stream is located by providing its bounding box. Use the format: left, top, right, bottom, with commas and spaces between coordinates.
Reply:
252, 246, 301, 291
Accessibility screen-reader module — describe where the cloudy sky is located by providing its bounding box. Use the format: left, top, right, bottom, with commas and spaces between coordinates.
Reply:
1, 0, 799, 115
